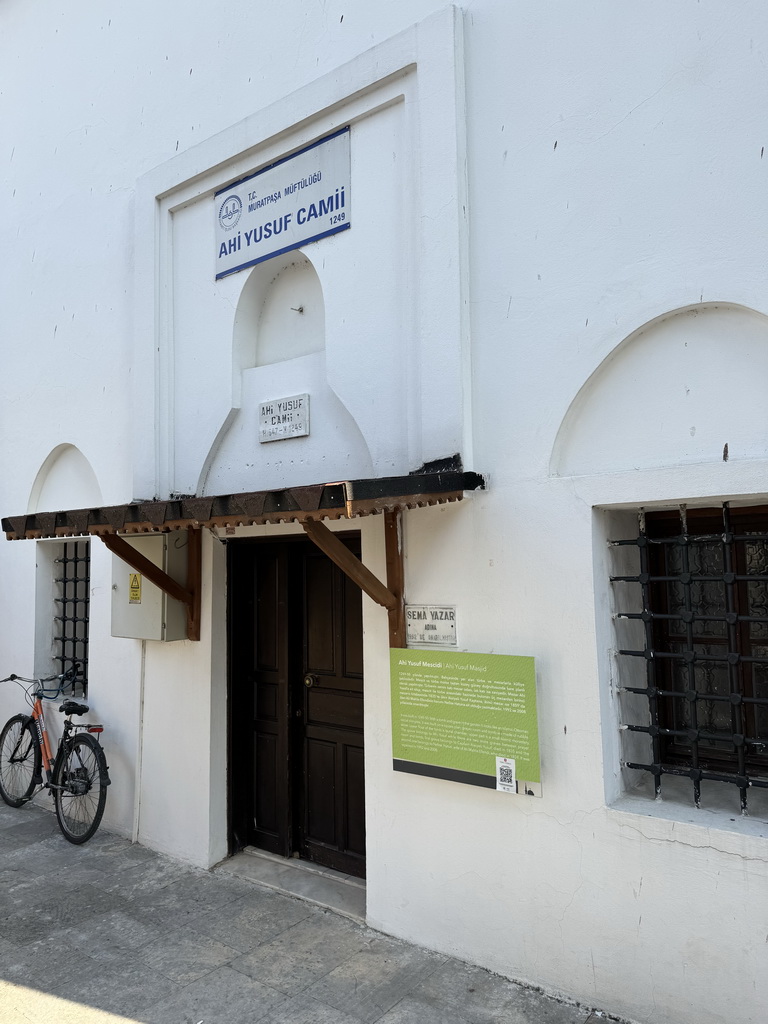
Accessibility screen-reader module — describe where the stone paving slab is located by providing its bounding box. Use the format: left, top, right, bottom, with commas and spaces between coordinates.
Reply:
186, 889, 313, 954
140, 965, 284, 1024
231, 912, 370, 996
407, 959, 593, 1024
306, 934, 446, 1022
0, 801, 627, 1024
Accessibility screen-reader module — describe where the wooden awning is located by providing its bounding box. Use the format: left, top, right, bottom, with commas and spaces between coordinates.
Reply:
1, 471, 484, 540
3, 471, 483, 645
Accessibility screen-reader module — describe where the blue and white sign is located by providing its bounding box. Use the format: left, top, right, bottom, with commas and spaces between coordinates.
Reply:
214, 128, 351, 279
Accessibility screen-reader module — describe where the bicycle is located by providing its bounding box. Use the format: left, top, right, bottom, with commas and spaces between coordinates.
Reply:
0, 665, 110, 844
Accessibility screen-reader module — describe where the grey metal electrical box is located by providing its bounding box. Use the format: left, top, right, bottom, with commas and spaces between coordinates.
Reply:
111, 535, 188, 641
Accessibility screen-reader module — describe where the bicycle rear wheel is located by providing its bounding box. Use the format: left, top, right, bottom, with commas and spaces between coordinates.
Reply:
53, 733, 108, 844
0, 715, 41, 807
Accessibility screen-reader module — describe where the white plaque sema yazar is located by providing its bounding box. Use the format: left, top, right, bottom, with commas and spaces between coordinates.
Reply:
405, 605, 457, 647
259, 394, 310, 443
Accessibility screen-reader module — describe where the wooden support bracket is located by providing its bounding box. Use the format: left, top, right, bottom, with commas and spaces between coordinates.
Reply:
384, 509, 405, 649
302, 514, 405, 649
98, 528, 202, 641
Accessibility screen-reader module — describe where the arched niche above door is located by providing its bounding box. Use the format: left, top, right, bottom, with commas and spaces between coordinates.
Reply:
234, 251, 325, 371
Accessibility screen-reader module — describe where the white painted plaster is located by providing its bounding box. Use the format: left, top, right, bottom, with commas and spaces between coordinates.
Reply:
242, 255, 325, 368
133, 9, 468, 498
27, 444, 103, 514
136, 529, 221, 864
3, 5, 768, 1023
199, 350, 374, 496
553, 304, 768, 477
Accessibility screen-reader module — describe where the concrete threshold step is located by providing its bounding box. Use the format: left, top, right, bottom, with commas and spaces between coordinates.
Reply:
215, 846, 366, 922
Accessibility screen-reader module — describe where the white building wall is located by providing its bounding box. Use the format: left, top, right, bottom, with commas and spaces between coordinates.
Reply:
3, 4, 768, 1024
136, 530, 227, 865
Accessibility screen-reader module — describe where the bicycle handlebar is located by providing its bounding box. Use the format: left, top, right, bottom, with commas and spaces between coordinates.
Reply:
0, 664, 83, 698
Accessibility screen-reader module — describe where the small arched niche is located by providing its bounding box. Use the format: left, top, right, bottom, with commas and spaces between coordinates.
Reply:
234, 251, 325, 370
201, 247, 373, 494
552, 303, 768, 477
28, 444, 103, 513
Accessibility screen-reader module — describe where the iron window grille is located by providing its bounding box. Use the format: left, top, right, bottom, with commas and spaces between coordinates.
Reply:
611, 504, 768, 812
53, 540, 89, 696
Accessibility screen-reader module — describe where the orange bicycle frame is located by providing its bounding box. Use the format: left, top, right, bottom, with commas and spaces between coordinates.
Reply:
30, 697, 55, 777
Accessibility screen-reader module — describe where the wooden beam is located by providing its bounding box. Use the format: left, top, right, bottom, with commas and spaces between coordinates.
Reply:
99, 530, 202, 641
302, 519, 398, 611
384, 509, 406, 648
185, 527, 202, 642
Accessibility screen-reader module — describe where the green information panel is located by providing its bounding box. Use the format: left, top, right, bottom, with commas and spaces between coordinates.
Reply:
391, 649, 541, 794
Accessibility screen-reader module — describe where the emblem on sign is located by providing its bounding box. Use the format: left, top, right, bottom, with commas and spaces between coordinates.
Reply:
218, 194, 242, 231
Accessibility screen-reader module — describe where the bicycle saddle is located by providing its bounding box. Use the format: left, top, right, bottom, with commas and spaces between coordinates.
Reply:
59, 700, 89, 716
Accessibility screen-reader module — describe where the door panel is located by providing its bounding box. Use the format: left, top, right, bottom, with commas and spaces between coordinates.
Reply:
297, 544, 365, 876
345, 744, 366, 856
307, 689, 364, 730
305, 737, 337, 845
305, 555, 336, 673
230, 537, 365, 877
250, 547, 291, 856
254, 734, 279, 839
343, 573, 364, 678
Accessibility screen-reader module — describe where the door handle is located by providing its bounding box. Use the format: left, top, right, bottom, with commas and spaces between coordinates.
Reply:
304, 673, 319, 688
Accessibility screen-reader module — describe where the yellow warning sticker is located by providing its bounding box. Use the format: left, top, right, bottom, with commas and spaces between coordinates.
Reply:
129, 573, 142, 605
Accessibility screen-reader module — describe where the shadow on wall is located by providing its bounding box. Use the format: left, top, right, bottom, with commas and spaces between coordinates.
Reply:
551, 303, 768, 478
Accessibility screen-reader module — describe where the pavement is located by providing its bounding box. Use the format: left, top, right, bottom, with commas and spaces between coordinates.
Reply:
0, 800, 623, 1024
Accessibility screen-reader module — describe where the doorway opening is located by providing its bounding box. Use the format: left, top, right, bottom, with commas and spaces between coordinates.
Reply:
228, 535, 365, 878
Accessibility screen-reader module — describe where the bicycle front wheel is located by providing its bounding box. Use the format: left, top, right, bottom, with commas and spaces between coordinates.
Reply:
53, 733, 108, 844
0, 715, 41, 807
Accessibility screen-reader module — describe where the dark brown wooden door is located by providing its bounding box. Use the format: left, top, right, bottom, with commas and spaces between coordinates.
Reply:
229, 537, 365, 878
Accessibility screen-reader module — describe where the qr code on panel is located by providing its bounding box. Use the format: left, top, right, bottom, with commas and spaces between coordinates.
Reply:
495, 756, 516, 792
